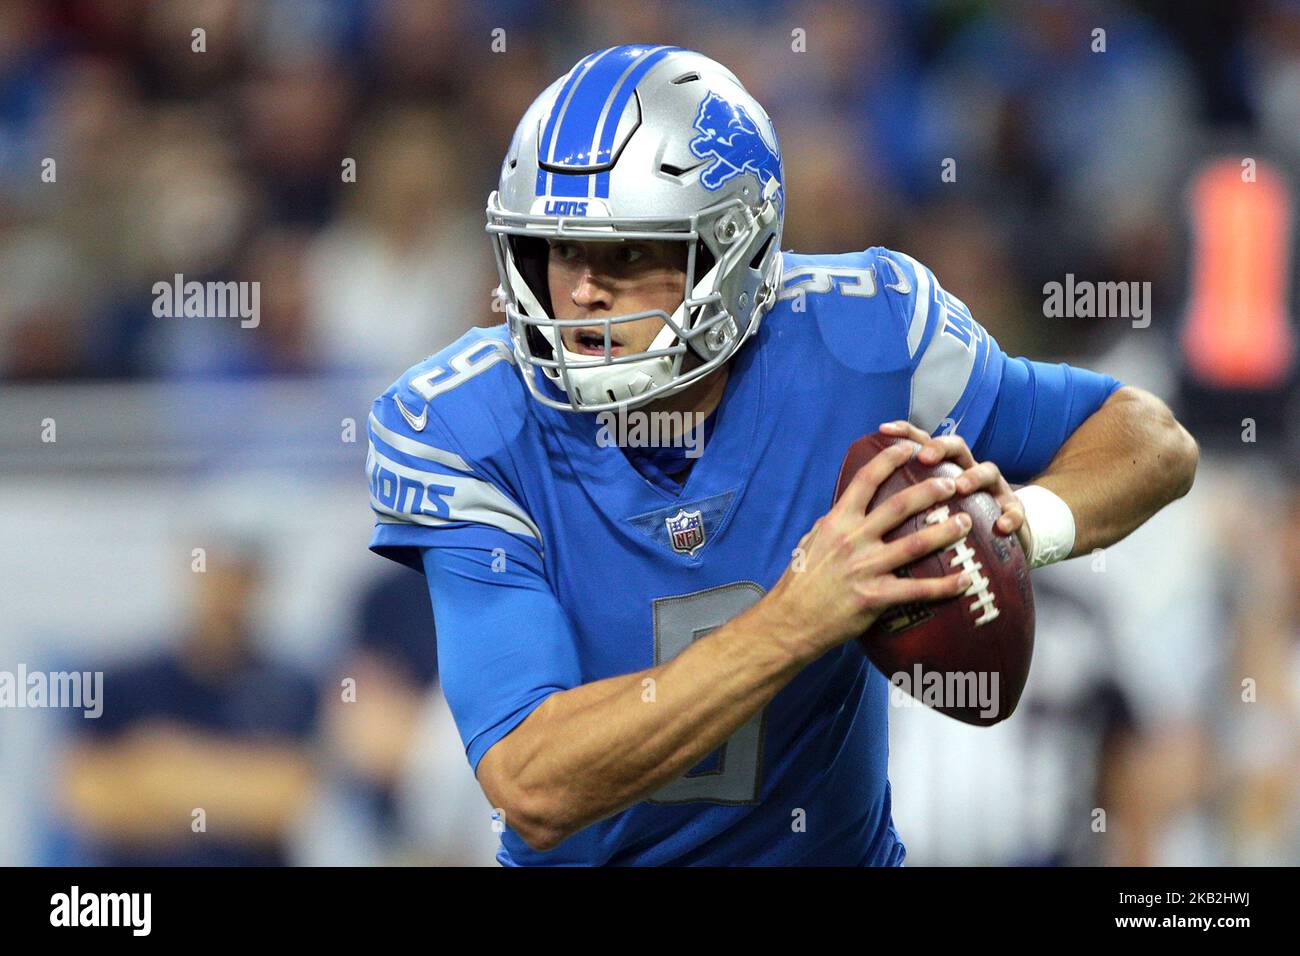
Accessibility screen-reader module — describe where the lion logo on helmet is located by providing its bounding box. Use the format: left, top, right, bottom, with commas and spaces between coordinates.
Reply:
688, 91, 784, 215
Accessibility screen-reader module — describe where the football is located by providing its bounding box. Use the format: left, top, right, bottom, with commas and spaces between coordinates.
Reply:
833, 432, 1036, 725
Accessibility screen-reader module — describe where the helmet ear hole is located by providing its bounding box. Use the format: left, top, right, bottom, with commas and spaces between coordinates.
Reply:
748, 233, 775, 271
692, 240, 716, 288
509, 235, 553, 318
525, 323, 553, 361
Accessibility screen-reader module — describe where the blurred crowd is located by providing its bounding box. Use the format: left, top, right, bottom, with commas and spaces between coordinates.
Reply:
0, 0, 1296, 865
3, 0, 1299, 383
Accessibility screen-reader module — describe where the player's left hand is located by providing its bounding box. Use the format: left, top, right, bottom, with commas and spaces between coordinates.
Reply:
878, 420, 1032, 555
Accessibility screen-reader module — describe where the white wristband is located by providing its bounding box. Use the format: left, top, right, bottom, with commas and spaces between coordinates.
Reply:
1013, 485, 1076, 569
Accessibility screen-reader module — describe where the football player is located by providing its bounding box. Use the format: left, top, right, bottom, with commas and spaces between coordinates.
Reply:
365, 46, 1198, 865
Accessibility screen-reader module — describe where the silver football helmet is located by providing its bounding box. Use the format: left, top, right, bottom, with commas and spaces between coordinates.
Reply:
486, 45, 785, 413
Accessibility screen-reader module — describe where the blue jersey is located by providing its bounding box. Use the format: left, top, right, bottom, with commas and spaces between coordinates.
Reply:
366, 246, 1122, 865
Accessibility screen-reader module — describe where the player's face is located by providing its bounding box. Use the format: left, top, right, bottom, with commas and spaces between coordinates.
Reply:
547, 238, 690, 356
191, 553, 261, 655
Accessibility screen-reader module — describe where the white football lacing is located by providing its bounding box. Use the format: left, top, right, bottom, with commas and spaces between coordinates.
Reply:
925, 505, 1000, 626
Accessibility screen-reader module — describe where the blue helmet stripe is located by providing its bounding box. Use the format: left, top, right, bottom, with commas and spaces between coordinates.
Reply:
536, 45, 684, 200
535, 49, 609, 197
593, 45, 680, 198
548, 171, 593, 198
549, 47, 637, 170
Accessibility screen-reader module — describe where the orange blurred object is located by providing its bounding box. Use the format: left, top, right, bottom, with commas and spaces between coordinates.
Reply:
1182, 157, 1295, 389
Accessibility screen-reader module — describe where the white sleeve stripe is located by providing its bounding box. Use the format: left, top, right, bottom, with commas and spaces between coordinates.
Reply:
892, 251, 932, 359
368, 411, 473, 473
908, 325, 979, 433
368, 446, 543, 542
372, 505, 541, 543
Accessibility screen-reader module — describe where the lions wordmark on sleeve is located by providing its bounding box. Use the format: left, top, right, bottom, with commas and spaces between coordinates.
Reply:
366, 412, 543, 547
889, 251, 995, 435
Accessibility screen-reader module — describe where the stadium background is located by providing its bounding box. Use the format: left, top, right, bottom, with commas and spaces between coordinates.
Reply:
0, 0, 1296, 865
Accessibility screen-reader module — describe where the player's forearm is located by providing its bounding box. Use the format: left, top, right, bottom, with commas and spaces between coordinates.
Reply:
480, 598, 811, 851
1032, 385, 1198, 556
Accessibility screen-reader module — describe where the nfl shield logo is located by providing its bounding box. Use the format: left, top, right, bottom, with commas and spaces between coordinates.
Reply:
665, 508, 706, 556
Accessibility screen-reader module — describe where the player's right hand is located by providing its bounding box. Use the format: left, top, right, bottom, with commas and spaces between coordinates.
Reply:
765, 441, 973, 658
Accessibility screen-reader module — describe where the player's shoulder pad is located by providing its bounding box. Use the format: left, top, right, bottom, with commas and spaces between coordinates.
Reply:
770, 246, 940, 374
367, 324, 544, 549
369, 323, 530, 468
869, 248, 997, 434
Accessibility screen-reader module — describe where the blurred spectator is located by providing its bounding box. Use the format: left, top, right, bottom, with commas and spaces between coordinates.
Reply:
238, 54, 356, 226
305, 107, 494, 372
324, 568, 437, 835
88, 106, 261, 377
0, 228, 88, 379
323, 567, 499, 864
1247, 0, 1300, 163
1217, 462, 1300, 864
58, 543, 320, 866
888, 578, 1139, 865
